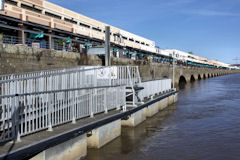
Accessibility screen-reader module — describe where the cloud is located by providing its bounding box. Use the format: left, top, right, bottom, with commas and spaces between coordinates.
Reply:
165, 0, 197, 6
182, 9, 240, 17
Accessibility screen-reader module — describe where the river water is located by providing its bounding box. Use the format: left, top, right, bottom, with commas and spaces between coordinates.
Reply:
85, 74, 240, 160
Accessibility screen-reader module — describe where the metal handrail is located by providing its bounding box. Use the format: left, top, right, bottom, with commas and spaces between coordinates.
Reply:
138, 79, 172, 101
0, 85, 121, 98
0, 85, 126, 143
0, 66, 140, 96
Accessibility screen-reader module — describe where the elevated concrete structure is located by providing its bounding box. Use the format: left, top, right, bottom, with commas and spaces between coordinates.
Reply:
121, 108, 146, 127
145, 103, 159, 117
0, 0, 155, 53
122, 92, 178, 130
30, 134, 87, 160
87, 120, 121, 149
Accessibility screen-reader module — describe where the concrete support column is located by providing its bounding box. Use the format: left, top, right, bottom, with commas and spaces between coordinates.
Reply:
18, 23, 26, 45
168, 95, 174, 106
158, 98, 168, 111
30, 134, 87, 160
145, 103, 159, 117
48, 35, 52, 50
121, 108, 146, 127
48, 30, 53, 50
87, 120, 121, 148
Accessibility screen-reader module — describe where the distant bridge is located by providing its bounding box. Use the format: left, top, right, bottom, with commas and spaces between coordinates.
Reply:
112, 57, 239, 88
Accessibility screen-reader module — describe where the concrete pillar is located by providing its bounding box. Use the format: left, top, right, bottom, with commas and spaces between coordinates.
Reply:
158, 98, 168, 111
168, 95, 174, 106
145, 103, 159, 117
18, 24, 26, 45
30, 134, 87, 160
87, 120, 121, 148
173, 93, 178, 103
121, 108, 146, 127
48, 30, 52, 49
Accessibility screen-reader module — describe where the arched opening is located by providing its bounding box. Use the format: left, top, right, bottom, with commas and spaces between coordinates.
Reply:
163, 76, 168, 79
203, 74, 206, 79
190, 75, 195, 82
208, 73, 210, 78
179, 76, 187, 89
198, 74, 201, 80
211, 73, 214, 77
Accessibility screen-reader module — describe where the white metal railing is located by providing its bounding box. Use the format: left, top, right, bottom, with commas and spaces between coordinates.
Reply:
138, 79, 172, 101
0, 66, 141, 96
1, 34, 78, 52
0, 65, 98, 81
0, 85, 126, 143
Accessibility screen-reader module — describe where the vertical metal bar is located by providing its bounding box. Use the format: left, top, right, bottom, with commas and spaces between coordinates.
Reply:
47, 94, 52, 131
2, 102, 6, 141
48, 35, 52, 49
11, 97, 16, 141
109, 67, 111, 86
72, 91, 76, 124
39, 96, 42, 129
173, 57, 175, 89
104, 88, 108, 113
90, 91, 93, 117
24, 96, 27, 134
32, 94, 35, 132
22, 30, 25, 45
61, 92, 63, 123
16, 96, 21, 142
123, 87, 127, 111
7, 98, 10, 139
35, 95, 39, 130
116, 87, 120, 110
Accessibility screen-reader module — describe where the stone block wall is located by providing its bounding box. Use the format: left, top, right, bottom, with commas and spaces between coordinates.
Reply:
0, 43, 102, 74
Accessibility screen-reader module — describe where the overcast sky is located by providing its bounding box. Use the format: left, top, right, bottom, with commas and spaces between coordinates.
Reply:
48, 0, 240, 64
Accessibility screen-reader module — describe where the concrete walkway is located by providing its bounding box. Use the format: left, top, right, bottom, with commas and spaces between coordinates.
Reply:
0, 90, 177, 160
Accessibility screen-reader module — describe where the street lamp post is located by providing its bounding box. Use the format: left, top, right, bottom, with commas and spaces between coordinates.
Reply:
172, 55, 175, 89
105, 26, 110, 66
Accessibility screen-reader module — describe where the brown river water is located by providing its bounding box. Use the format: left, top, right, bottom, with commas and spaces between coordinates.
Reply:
84, 74, 240, 160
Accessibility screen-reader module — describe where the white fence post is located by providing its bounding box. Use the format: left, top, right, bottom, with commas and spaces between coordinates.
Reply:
47, 93, 53, 131
104, 88, 108, 113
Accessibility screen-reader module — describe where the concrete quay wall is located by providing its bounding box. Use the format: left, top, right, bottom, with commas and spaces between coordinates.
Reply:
30, 134, 87, 160
29, 91, 178, 160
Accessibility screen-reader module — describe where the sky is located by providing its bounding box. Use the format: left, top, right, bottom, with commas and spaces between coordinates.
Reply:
48, 0, 240, 64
